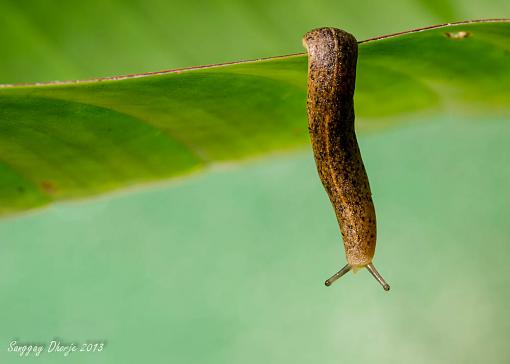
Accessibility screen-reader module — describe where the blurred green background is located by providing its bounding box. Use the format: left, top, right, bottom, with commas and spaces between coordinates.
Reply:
0, 0, 509, 363
0, 0, 509, 84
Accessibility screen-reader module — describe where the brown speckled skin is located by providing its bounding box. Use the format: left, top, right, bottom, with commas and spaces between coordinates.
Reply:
303, 28, 376, 268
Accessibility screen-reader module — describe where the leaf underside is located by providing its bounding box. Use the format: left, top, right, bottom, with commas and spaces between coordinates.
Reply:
0, 20, 509, 217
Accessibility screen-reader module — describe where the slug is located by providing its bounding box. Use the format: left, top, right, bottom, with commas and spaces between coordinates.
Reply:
303, 28, 390, 291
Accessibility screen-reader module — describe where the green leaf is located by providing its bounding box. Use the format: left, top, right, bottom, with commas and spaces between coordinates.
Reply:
0, 20, 509, 217
0, 0, 507, 84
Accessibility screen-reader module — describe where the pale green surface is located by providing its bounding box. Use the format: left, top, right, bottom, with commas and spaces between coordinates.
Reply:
1, 115, 509, 363
1, 21, 509, 216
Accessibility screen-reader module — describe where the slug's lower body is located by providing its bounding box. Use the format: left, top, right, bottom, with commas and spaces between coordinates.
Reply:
303, 27, 390, 291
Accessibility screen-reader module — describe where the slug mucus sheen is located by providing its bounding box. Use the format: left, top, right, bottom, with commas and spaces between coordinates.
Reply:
303, 28, 390, 291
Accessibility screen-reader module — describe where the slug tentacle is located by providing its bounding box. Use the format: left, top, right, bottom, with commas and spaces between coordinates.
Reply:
303, 27, 390, 291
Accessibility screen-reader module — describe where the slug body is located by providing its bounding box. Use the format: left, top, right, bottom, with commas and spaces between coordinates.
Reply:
303, 28, 389, 290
